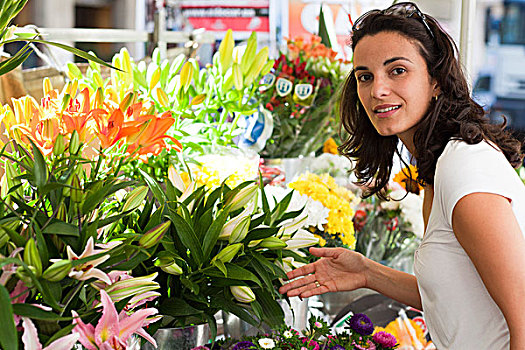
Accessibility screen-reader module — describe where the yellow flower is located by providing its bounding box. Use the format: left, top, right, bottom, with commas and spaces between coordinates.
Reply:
323, 137, 338, 154
393, 165, 423, 194
315, 234, 326, 247
289, 172, 356, 249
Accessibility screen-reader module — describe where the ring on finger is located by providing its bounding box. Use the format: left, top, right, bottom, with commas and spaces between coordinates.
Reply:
314, 281, 321, 288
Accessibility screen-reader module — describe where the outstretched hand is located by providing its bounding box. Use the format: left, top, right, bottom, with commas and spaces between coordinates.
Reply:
279, 247, 368, 298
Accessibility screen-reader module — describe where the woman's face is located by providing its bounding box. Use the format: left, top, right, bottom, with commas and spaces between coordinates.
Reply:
353, 31, 438, 146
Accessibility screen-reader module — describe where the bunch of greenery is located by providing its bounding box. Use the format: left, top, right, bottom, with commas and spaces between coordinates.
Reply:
128, 168, 312, 340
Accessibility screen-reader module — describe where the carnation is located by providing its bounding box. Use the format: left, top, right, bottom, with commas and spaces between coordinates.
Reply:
349, 313, 374, 336
372, 331, 397, 348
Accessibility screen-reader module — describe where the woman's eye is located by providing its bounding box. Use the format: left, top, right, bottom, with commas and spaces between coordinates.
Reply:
357, 74, 372, 82
392, 67, 406, 75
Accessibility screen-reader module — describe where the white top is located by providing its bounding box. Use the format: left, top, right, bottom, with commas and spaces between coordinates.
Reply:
414, 139, 525, 349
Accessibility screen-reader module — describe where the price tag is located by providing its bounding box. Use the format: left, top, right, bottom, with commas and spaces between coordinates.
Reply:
275, 77, 293, 97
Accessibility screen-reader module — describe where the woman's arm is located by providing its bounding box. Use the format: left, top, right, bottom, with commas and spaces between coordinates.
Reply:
279, 247, 422, 310
453, 192, 525, 349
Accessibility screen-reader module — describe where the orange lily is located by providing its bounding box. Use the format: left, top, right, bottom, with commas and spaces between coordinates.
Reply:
61, 88, 94, 142
125, 110, 182, 160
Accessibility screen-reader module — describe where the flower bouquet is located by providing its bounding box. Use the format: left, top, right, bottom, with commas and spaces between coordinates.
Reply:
0, 80, 178, 349
288, 173, 357, 250
354, 166, 423, 270
193, 314, 397, 349
257, 35, 351, 158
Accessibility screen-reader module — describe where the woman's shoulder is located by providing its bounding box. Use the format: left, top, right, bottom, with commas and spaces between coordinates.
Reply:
437, 138, 506, 171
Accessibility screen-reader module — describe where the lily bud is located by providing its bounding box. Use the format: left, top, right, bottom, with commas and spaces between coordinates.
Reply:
245, 47, 269, 86
69, 130, 80, 155
212, 243, 243, 264
61, 93, 72, 112
179, 61, 193, 93
106, 273, 160, 302
241, 32, 257, 75
258, 237, 287, 249
284, 229, 319, 250
56, 202, 68, 221
53, 134, 65, 157
119, 91, 135, 112
229, 183, 258, 212
43, 77, 53, 96
219, 201, 254, 240
67, 62, 83, 80
24, 239, 42, 277
218, 29, 234, 75
70, 174, 83, 204
16, 266, 35, 287
190, 93, 206, 106
233, 62, 243, 91
138, 221, 171, 249
160, 261, 183, 275
148, 67, 161, 90
122, 186, 148, 213
230, 286, 256, 303
4, 160, 22, 198
42, 260, 72, 282
155, 87, 170, 108
228, 216, 250, 244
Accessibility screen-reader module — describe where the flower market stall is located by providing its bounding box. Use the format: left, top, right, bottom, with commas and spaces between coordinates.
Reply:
0, 2, 438, 350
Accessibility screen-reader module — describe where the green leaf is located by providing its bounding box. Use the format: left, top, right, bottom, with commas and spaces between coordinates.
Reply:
210, 296, 259, 327
139, 169, 166, 205
0, 43, 31, 76
168, 209, 203, 265
202, 207, 230, 259
43, 324, 75, 348
205, 264, 261, 287
12, 303, 71, 321
248, 258, 273, 292
30, 139, 48, 190
213, 260, 227, 277
245, 227, 279, 242
0, 284, 17, 350
159, 298, 202, 317
42, 221, 79, 236
253, 289, 284, 328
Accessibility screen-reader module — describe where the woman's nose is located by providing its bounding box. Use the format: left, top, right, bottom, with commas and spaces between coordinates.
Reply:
371, 76, 391, 98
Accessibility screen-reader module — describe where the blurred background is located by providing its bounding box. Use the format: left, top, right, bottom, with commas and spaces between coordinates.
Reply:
5, 0, 525, 137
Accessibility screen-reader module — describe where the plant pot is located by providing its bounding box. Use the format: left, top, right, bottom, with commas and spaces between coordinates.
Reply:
221, 311, 270, 339
318, 289, 376, 319
141, 324, 210, 350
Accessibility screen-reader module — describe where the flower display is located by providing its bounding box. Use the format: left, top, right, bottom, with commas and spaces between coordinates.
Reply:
193, 316, 397, 350
289, 173, 356, 249
353, 167, 423, 270
257, 35, 351, 158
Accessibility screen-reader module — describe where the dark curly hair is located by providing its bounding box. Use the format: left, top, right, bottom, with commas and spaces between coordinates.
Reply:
338, 10, 523, 200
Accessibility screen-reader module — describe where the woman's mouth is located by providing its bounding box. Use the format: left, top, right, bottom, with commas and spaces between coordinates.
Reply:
374, 105, 401, 117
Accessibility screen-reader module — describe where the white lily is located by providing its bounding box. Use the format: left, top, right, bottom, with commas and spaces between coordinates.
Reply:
66, 237, 111, 284
284, 229, 319, 250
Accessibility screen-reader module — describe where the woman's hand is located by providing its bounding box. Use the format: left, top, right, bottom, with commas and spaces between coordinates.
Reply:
278, 247, 368, 298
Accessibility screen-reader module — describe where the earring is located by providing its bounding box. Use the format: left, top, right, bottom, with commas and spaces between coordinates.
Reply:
434, 95, 438, 101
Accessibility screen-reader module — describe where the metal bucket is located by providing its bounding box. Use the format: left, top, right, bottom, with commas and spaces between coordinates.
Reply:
141, 323, 210, 350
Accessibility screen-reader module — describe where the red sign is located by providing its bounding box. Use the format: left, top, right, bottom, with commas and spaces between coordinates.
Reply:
181, 1, 270, 33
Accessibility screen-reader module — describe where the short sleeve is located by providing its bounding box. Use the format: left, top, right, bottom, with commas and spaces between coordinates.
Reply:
435, 140, 518, 227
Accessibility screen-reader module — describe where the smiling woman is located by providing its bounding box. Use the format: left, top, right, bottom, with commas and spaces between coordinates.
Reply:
279, 2, 525, 349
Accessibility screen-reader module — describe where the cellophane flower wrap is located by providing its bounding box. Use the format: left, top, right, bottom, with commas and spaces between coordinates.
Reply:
258, 35, 351, 158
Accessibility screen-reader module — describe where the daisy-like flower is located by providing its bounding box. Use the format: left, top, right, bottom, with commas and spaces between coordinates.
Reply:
66, 237, 111, 284
283, 330, 294, 339
372, 331, 397, 348
258, 338, 276, 349
314, 321, 322, 328
349, 313, 374, 336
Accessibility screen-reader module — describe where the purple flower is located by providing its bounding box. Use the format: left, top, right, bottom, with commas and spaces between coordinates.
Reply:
232, 341, 257, 350
330, 345, 345, 350
348, 313, 374, 336
372, 331, 397, 348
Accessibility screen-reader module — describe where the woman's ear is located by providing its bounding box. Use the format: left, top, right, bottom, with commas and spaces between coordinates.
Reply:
432, 80, 441, 97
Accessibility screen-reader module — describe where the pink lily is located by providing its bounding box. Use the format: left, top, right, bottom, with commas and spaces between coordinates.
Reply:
22, 317, 79, 350
0, 247, 24, 285
72, 289, 159, 350
66, 237, 112, 284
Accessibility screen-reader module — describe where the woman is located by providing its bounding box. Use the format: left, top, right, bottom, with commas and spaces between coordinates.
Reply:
279, 2, 525, 349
